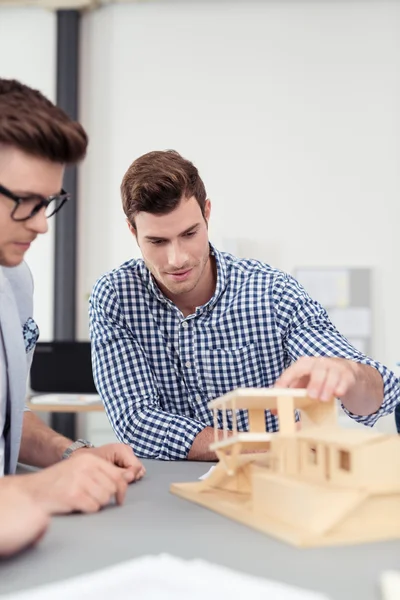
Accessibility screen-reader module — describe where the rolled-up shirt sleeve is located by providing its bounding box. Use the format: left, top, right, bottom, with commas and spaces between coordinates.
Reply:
272, 274, 400, 426
89, 276, 204, 459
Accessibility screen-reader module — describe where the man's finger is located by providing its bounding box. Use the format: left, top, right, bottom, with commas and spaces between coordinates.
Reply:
306, 364, 329, 400
96, 456, 127, 478
91, 469, 119, 497
319, 370, 341, 402
275, 359, 314, 388
137, 466, 146, 480
334, 369, 356, 398
121, 468, 136, 483
115, 477, 128, 506
75, 492, 102, 514
31, 520, 50, 548
112, 446, 143, 472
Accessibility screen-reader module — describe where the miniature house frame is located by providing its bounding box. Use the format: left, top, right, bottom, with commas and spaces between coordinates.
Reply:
170, 387, 400, 548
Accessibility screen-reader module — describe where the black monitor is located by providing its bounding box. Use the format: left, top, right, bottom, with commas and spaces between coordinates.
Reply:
395, 404, 400, 434
30, 341, 97, 395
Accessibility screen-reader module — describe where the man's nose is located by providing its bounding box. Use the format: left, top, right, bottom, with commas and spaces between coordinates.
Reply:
167, 243, 188, 268
26, 208, 48, 235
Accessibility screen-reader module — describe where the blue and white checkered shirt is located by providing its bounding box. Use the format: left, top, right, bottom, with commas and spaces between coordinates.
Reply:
89, 244, 399, 460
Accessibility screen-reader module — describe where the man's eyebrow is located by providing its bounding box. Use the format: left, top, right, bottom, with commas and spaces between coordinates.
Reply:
144, 234, 169, 242
11, 190, 41, 197
144, 223, 200, 242
180, 223, 200, 235
13, 189, 58, 198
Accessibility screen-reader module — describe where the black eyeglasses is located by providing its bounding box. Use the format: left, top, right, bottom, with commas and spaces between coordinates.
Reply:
0, 183, 70, 222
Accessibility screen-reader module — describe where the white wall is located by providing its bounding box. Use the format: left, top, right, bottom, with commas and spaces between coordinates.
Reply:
0, 7, 57, 341
78, 1, 400, 372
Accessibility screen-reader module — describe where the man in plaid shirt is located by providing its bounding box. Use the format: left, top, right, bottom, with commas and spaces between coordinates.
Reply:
89, 150, 400, 460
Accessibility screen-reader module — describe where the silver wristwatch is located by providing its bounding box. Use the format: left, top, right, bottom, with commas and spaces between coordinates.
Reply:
62, 438, 95, 459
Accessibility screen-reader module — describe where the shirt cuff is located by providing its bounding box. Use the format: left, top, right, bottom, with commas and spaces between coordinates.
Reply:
159, 418, 205, 460
341, 361, 400, 427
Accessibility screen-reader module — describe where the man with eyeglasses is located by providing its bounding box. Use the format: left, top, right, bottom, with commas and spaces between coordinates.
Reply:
0, 78, 145, 557
0, 184, 69, 222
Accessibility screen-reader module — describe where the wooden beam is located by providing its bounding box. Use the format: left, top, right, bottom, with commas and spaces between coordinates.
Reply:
0, 0, 95, 8
0, 0, 148, 10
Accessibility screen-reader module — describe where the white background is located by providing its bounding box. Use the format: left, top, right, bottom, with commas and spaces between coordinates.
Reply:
0, 7, 56, 341
1, 1, 399, 435
77, 1, 400, 374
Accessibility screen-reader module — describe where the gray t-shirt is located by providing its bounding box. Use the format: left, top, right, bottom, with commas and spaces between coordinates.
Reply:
0, 325, 6, 477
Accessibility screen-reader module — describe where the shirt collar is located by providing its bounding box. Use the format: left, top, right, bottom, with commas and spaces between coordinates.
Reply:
205, 242, 228, 312
146, 267, 167, 305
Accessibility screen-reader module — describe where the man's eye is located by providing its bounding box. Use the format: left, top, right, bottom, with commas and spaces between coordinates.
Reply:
184, 231, 196, 238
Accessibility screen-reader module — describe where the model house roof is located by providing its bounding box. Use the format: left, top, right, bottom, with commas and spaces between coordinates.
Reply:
208, 387, 320, 411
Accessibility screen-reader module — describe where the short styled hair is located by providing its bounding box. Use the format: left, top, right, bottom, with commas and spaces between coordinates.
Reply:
0, 78, 88, 163
121, 150, 207, 228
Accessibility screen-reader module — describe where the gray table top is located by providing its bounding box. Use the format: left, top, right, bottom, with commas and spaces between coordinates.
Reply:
0, 459, 398, 599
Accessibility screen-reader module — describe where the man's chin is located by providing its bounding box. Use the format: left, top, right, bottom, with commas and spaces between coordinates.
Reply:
164, 281, 197, 296
0, 253, 25, 268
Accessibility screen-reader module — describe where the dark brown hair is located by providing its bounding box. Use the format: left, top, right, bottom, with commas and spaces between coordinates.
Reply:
0, 78, 88, 163
121, 150, 207, 227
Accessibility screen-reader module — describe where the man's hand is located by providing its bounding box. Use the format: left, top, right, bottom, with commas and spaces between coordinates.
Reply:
74, 443, 145, 483
0, 487, 50, 557
188, 427, 234, 461
17, 452, 130, 515
275, 356, 384, 417
275, 356, 357, 401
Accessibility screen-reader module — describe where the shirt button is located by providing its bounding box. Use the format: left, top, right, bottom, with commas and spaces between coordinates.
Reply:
182, 321, 188, 328
195, 394, 201, 402
185, 361, 191, 368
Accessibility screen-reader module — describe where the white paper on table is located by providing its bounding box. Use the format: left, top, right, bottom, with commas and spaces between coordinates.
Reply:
295, 269, 350, 309
381, 571, 400, 600
199, 465, 216, 480
328, 307, 371, 338
2, 554, 330, 600
29, 393, 101, 405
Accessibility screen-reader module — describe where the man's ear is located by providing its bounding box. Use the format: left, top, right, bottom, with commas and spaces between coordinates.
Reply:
127, 219, 137, 239
204, 198, 211, 224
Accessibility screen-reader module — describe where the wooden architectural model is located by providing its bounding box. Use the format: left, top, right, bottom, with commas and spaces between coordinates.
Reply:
170, 388, 400, 547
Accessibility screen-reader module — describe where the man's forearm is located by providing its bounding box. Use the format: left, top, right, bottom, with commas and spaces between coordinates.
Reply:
18, 412, 73, 468
341, 362, 384, 416
188, 427, 233, 461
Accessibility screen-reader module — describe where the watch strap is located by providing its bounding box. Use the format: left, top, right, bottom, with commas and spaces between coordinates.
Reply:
62, 439, 95, 460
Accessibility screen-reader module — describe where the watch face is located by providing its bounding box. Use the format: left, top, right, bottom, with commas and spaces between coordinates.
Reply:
76, 439, 94, 448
